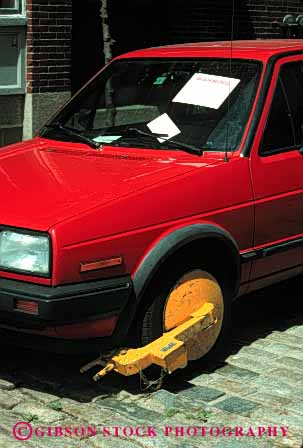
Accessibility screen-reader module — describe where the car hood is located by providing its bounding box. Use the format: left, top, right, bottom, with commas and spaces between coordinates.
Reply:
0, 139, 218, 231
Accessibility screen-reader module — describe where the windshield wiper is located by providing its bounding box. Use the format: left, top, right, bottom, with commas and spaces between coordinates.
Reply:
43, 123, 101, 149
127, 127, 169, 139
128, 127, 203, 156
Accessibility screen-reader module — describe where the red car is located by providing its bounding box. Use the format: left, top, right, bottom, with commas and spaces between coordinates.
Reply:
0, 40, 303, 360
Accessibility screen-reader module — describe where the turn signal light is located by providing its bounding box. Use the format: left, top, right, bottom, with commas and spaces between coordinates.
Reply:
14, 300, 39, 315
80, 256, 123, 273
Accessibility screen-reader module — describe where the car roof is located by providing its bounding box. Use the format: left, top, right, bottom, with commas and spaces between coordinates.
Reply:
117, 40, 303, 62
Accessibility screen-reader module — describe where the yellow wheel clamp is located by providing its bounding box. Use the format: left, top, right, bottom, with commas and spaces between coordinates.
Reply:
80, 302, 217, 383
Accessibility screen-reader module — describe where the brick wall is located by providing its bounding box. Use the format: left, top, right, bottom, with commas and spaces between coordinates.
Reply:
247, 0, 303, 38
26, 0, 72, 94
25, 0, 303, 95
161, 0, 303, 44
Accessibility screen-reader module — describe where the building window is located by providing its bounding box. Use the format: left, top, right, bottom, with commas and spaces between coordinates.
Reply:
0, 28, 25, 93
0, 0, 21, 15
0, 0, 25, 95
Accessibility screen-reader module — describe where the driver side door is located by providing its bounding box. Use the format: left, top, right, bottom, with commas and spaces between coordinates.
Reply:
249, 57, 303, 290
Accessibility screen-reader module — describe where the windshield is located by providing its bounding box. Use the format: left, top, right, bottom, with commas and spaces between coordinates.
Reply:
40, 58, 262, 152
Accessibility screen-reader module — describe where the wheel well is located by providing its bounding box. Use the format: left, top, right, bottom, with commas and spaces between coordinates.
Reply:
156, 237, 237, 293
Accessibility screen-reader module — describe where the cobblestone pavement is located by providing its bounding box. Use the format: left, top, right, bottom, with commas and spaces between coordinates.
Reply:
1, 278, 303, 448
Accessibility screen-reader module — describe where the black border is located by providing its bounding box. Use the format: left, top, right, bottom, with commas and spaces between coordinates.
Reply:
0, 275, 132, 327
133, 223, 241, 301
241, 237, 303, 263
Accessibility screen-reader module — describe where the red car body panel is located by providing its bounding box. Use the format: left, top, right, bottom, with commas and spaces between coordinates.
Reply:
51, 153, 254, 286
117, 39, 303, 62
0, 40, 303, 344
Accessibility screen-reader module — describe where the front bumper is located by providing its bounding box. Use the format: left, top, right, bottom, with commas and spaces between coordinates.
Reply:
0, 276, 132, 336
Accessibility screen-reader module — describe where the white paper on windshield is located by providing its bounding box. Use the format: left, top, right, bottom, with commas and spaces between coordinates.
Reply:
147, 113, 181, 143
172, 73, 240, 109
93, 135, 121, 143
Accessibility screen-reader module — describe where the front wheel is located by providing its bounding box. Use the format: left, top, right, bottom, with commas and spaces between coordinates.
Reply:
138, 266, 230, 362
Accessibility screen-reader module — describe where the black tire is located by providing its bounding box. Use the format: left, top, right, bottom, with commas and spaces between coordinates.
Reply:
137, 261, 232, 362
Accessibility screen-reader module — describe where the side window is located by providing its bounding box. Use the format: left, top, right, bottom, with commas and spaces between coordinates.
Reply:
260, 61, 303, 155
280, 62, 303, 146
260, 78, 295, 154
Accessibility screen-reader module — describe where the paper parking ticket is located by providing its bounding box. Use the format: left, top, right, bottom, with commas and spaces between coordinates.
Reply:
172, 73, 240, 109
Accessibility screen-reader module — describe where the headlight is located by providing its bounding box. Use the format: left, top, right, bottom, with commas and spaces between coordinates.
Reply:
0, 230, 50, 275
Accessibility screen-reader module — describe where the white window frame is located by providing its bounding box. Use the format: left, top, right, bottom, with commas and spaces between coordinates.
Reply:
0, 27, 25, 94
0, 0, 21, 15
0, 0, 26, 95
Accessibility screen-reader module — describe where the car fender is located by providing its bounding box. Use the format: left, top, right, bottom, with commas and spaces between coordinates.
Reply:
132, 223, 241, 304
